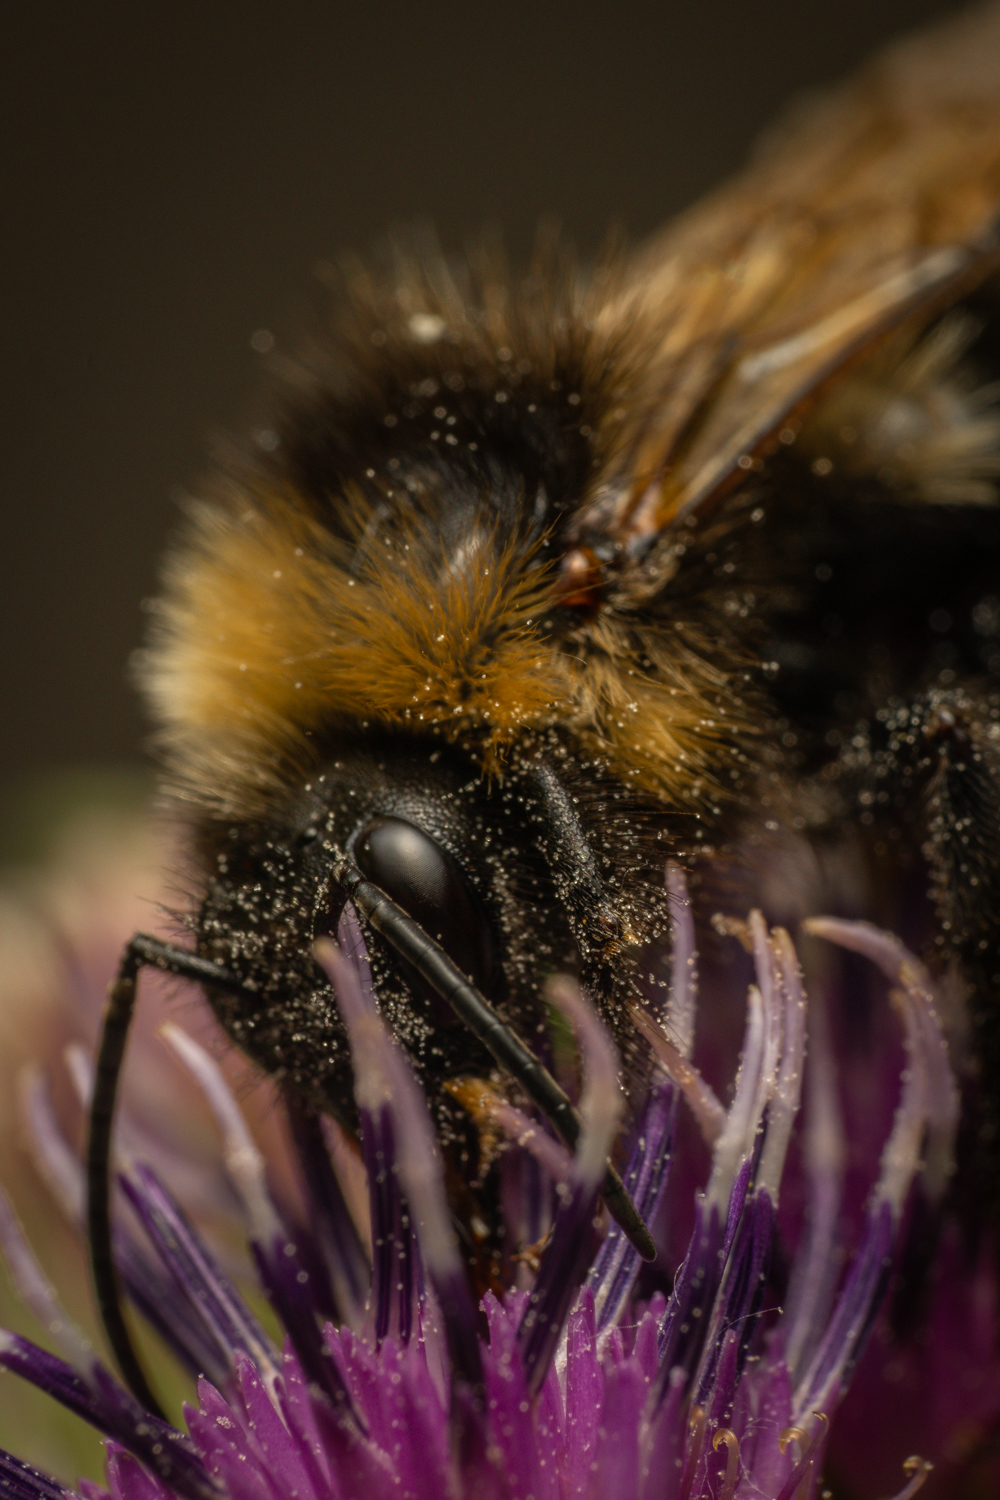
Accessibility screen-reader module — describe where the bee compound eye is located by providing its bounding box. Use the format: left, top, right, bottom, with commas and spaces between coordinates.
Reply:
353, 815, 498, 1002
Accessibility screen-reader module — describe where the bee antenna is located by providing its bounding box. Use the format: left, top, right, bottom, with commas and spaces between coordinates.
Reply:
333, 859, 656, 1262
87, 934, 261, 1417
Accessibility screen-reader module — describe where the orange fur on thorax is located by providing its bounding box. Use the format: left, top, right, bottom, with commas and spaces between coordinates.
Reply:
143, 478, 749, 819
146, 485, 567, 801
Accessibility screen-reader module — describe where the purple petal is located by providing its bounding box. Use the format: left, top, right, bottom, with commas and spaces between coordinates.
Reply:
104, 1447, 173, 1500
234, 1353, 319, 1500
373, 1047, 480, 1391
249, 1233, 357, 1415
118, 1166, 280, 1390
77, 1482, 111, 1500
639, 1367, 685, 1500
314, 939, 419, 1349
481, 1293, 543, 1500
589, 868, 702, 1334
285, 1101, 370, 1329
756, 929, 807, 1201
89, 1366, 219, 1500
664, 861, 697, 1059
118, 1240, 230, 1387
500, 1148, 551, 1261
562, 1288, 604, 1491
361, 1340, 453, 1500
517, 981, 624, 1394
749, 913, 785, 1124
544, 977, 622, 1185
694, 1189, 775, 1410
654, 1198, 725, 1390
156, 1028, 355, 1404
531, 1372, 564, 1500
19, 1066, 226, 1381
730, 1352, 794, 1497
587, 1357, 645, 1500
589, 1077, 676, 1336
335, 905, 376, 999
628, 1006, 724, 1145
632, 1307, 660, 1383
185, 1382, 275, 1500
276, 1344, 335, 1495
0, 1332, 217, 1500
0, 1185, 223, 1465
706, 985, 766, 1212
18, 1068, 85, 1224
0, 1188, 94, 1371
323, 1325, 379, 1422
319, 937, 482, 1392
0, 1332, 123, 1440
482, 1099, 574, 1185
804, 918, 958, 1203
313, 935, 372, 1031
306, 1373, 399, 1500
793, 1197, 894, 1417
450, 1385, 508, 1500
0, 1450, 73, 1500
158, 1026, 279, 1247
366, 1105, 418, 1347
781, 988, 846, 1384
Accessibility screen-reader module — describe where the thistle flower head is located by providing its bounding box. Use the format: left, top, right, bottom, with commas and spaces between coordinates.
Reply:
0, 866, 997, 1500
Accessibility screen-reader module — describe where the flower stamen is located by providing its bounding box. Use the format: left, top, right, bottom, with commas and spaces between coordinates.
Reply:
711, 1425, 741, 1500
882, 1455, 934, 1500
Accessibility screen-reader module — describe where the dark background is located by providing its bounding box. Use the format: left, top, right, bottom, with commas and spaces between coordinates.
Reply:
1, 0, 971, 799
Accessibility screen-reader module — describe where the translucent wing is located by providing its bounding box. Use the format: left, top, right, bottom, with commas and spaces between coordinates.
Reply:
580, 3, 1000, 551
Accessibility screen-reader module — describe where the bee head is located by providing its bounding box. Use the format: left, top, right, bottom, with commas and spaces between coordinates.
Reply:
192, 732, 672, 1142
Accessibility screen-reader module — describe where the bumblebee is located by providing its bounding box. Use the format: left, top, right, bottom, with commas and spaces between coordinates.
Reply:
90, 2, 1000, 1412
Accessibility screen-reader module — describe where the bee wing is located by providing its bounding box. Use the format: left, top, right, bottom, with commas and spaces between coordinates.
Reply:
585, 3, 1000, 550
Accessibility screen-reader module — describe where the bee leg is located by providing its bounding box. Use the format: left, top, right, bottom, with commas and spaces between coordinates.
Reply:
88, 933, 257, 1417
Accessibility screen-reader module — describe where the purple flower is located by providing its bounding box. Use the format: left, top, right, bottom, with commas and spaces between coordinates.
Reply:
0, 867, 997, 1500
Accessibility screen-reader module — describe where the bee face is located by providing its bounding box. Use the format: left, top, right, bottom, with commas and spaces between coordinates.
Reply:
193, 727, 674, 1147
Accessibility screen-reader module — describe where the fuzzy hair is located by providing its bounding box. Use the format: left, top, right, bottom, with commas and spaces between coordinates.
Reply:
145, 240, 999, 825
143, 476, 750, 819
139, 240, 763, 822
799, 313, 1000, 504
145, 482, 561, 795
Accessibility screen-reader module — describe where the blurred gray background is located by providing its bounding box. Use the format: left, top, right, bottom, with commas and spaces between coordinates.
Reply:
2, 0, 970, 800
